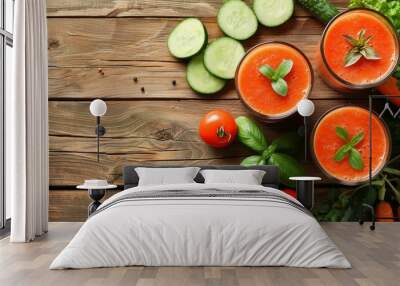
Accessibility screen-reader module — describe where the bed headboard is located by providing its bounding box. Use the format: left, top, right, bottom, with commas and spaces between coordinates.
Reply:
123, 165, 280, 189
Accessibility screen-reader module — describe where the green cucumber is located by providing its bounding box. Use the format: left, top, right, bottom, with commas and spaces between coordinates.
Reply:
253, 0, 294, 27
296, 0, 339, 24
186, 53, 226, 94
217, 0, 258, 40
167, 18, 207, 59
204, 37, 245, 80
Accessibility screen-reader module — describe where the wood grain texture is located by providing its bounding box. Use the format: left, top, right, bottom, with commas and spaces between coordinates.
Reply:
48, 99, 373, 186
47, 0, 348, 18
1, 222, 400, 286
49, 190, 119, 221
46, 0, 369, 219
47, 18, 326, 67
48, 63, 349, 100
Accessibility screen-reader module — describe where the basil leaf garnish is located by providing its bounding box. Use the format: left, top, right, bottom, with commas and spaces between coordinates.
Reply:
349, 148, 364, 170
350, 131, 364, 146
335, 126, 349, 142
258, 65, 275, 80
271, 78, 288, 97
334, 144, 352, 162
258, 59, 293, 97
275, 59, 294, 78
333, 127, 365, 170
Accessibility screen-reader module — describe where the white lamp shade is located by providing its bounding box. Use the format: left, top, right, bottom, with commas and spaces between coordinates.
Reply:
297, 99, 315, 117
90, 99, 107, 117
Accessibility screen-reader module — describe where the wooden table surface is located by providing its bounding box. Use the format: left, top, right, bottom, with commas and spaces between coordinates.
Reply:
46, 0, 376, 221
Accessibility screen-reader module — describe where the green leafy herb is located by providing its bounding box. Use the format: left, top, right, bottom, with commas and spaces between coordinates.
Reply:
236, 116, 305, 187
343, 29, 380, 67
334, 127, 365, 170
258, 59, 293, 96
235, 116, 268, 152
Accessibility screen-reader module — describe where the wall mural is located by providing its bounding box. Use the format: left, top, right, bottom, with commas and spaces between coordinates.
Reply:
47, 0, 400, 221
168, 1, 400, 222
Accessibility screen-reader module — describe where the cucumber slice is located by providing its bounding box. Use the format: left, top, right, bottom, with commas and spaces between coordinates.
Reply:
168, 18, 207, 59
204, 37, 245, 80
186, 53, 226, 94
253, 0, 294, 27
217, 0, 258, 40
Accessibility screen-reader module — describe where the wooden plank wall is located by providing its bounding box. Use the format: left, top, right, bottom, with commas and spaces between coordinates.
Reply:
47, 0, 354, 221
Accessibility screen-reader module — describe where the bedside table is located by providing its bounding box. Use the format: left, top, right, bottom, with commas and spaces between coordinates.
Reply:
77, 182, 117, 216
289, 177, 321, 210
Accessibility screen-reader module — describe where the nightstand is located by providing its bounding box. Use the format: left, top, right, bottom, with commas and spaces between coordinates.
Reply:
289, 176, 321, 210
77, 181, 117, 216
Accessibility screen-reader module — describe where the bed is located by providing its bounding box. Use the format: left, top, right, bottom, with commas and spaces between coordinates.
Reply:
50, 165, 351, 269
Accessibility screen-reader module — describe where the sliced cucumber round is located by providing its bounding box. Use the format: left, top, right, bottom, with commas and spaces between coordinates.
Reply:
217, 0, 258, 41
168, 18, 207, 59
253, 0, 294, 27
186, 53, 226, 94
204, 37, 245, 80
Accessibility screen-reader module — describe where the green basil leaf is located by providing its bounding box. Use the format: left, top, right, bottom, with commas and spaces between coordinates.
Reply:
271, 132, 302, 155
362, 46, 380, 60
258, 65, 275, 80
271, 78, 288, 97
261, 144, 277, 160
350, 131, 364, 146
275, 59, 293, 78
267, 153, 305, 188
334, 144, 351, 161
241, 155, 263, 166
383, 167, 400, 177
235, 116, 268, 153
343, 34, 358, 46
349, 148, 364, 170
335, 126, 349, 142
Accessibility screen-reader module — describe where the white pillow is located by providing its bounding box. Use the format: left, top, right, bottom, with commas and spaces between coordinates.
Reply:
200, 169, 266, 185
135, 167, 200, 186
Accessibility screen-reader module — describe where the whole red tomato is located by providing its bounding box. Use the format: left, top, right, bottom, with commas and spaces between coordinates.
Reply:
199, 110, 237, 148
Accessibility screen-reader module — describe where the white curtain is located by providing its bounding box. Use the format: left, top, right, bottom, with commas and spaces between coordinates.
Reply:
8, 0, 49, 242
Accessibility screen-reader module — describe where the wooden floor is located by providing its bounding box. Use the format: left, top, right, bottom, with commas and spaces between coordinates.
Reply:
0, 222, 399, 286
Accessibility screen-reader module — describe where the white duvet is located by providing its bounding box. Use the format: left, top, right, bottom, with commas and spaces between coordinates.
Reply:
50, 183, 351, 269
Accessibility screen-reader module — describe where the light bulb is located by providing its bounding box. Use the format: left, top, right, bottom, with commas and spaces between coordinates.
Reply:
90, 99, 107, 117
297, 99, 315, 117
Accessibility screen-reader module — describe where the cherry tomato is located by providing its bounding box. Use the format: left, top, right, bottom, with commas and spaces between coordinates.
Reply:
199, 110, 237, 148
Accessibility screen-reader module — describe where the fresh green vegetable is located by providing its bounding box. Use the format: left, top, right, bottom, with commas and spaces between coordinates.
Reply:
259, 59, 294, 96
334, 127, 365, 170
296, 0, 339, 23
168, 18, 207, 59
204, 37, 245, 79
235, 116, 304, 187
313, 155, 400, 222
253, 0, 294, 27
186, 53, 226, 94
348, 0, 400, 34
217, 0, 258, 40
343, 29, 380, 67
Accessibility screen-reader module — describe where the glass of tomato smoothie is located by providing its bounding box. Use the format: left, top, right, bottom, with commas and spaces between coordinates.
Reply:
236, 42, 313, 121
312, 106, 390, 185
318, 9, 399, 93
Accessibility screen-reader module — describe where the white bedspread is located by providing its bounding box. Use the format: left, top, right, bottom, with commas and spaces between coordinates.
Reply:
50, 183, 351, 269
